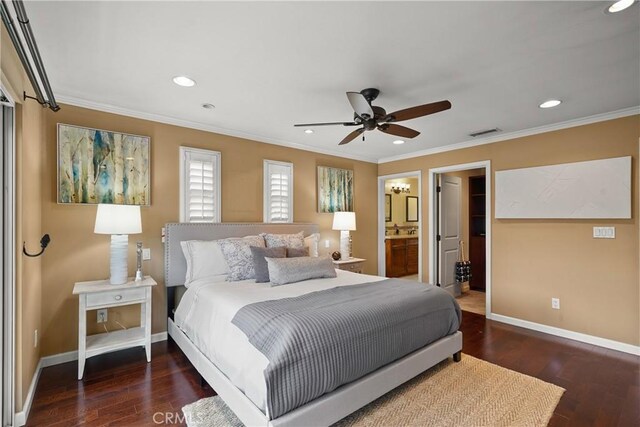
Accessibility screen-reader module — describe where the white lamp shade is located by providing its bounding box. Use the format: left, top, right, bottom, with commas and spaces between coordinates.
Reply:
94, 204, 142, 235
332, 211, 356, 231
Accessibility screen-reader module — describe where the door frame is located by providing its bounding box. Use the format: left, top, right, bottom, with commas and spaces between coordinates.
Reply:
377, 170, 422, 279
1, 83, 16, 427
428, 161, 492, 317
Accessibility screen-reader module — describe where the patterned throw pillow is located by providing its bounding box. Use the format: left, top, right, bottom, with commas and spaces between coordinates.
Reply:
262, 231, 305, 249
266, 256, 337, 286
217, 235, 266, 281
250, 246, 286, 283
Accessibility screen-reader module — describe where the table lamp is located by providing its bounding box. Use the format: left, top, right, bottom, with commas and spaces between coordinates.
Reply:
332, 212, 356, 261
94, 204, 142, 284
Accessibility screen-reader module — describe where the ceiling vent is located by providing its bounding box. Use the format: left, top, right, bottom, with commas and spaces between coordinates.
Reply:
469, 128, 501, 138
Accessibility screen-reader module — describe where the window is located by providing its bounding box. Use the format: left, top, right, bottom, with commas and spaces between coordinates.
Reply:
180, 147, 221, 222
263, 160, 293, 223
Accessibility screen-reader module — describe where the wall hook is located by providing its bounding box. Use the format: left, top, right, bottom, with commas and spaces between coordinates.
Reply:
23, 234, 50, 257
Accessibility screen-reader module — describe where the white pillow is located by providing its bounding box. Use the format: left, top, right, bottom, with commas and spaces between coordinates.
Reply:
180, 240, 228, 287
304, 233, 320, 257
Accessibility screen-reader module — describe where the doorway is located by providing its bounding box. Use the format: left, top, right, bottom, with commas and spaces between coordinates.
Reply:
1, 86, 16, 427
377, 171, 422, 280
429, 161, 492, 317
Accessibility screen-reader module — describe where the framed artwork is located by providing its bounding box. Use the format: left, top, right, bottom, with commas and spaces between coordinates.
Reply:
385, 194, 392, 222
317, 166, 354, 213
57, 123, 150, 205
406, 196, 419, 222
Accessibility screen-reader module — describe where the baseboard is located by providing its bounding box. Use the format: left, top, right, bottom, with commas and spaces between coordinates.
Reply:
14, 331, 168, 426
13, 358, 43, 427
488, 313, 640, 356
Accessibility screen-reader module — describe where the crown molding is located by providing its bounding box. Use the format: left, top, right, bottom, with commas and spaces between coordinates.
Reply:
55, 95, 638, 165
55, 95, 379, 164
378, 106, 640, 164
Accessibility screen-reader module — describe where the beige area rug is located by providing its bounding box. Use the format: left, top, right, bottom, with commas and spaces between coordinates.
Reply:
182, 355, 564, 427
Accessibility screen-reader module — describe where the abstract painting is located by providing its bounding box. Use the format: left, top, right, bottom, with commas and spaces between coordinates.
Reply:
317, 166, 354, 213
57, 124, 150, 205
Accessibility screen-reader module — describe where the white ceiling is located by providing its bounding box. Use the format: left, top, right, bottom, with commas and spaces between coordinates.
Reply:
26, 1, 640, 163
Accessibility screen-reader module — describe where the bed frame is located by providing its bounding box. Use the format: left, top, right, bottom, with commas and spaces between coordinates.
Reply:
165, 222, 463, 427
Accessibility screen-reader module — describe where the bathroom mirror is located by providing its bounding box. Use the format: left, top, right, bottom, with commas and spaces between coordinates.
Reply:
406, 196, 419, 222
385, 194, 392, 221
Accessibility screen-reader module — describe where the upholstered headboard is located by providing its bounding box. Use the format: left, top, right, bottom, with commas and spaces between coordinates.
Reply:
164, 222, 320, 288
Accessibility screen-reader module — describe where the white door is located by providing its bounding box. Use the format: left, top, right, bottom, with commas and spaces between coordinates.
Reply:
438, 175, 461, 296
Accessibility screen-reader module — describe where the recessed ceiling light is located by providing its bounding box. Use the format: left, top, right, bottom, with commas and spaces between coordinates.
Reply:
172, 76, 196, 87
202, 103, 215, 110
393, 140, 405, 145
304, 129, 314, 134
539, 99, 562, 109
607, 0, 635, 13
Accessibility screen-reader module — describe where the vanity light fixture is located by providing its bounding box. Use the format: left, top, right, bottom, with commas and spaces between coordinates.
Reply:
392, 140, 405, 145
539, 99, 562, 109
172, 76, 196, 87
391, 183, 410, 194
607, 0, 635, 13
304, 129, 314, 134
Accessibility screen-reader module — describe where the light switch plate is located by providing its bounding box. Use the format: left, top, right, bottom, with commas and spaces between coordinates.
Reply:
142, 248, 151, 260
593, 226, 615, 239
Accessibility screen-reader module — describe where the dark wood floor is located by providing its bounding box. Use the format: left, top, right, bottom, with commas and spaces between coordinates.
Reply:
27, 311, 639, 426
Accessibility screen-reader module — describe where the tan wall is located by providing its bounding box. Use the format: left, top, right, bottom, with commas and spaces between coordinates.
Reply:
1, 26, 44, 411
443, 169, 485, 260
39, 104, 379, 356
379, 115, 640, 345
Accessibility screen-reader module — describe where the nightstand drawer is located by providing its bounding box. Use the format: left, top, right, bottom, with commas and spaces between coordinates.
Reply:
86, 287, 146, 308
342, 263, 362, 272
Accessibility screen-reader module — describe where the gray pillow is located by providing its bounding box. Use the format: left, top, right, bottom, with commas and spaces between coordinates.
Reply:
266, 256, 337, 286
286, 247, 309, 258
250, 246, 286, 283
217, 235, 266, 281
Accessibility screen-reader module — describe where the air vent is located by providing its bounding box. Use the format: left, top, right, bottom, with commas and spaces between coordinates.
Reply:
469, 128, 501, 137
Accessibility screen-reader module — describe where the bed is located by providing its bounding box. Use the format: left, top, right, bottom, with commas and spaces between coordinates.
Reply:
165, 222, 462, 427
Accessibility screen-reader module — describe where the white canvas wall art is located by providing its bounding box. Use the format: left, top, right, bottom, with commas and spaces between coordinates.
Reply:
495, 156, 631, 219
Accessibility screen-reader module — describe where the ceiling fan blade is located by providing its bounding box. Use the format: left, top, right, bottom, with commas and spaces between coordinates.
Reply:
294, 121, 359, 127
338, 128, 364, 145
346, 92, 374, 119
377, 124, 420, 138
382, 100, 451, 123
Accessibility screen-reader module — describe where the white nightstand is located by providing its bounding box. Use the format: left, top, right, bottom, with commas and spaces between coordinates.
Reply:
73, 276, 157, 380
332, 257, 366, 274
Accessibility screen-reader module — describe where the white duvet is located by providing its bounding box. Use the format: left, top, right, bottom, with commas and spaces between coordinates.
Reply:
174, 269, 385, 417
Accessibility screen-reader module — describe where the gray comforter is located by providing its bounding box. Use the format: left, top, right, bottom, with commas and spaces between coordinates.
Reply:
231, 279, 461, 419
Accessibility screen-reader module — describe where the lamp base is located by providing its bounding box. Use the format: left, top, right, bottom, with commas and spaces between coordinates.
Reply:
110, 234, 129, 285
339, 230, 350, 261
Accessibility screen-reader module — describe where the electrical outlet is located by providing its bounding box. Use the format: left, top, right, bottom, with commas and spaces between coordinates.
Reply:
324, 239, 330, 248
34, 329, 38, 348
551, 298, 560, 310
97, 309, 108, 323
142, 248, 151, 260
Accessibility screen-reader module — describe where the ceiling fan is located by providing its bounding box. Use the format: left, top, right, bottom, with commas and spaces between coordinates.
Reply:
294, 88, 451, 145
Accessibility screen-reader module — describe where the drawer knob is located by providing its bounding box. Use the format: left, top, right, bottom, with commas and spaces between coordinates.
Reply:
114, 295, 122, 301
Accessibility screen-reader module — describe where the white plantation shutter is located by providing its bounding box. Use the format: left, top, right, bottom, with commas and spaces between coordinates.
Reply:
180, 147, 221, 223
263, 160, 293, 223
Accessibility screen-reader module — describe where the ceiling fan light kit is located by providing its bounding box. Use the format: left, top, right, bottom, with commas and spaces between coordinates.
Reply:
294, 88, 451, 146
